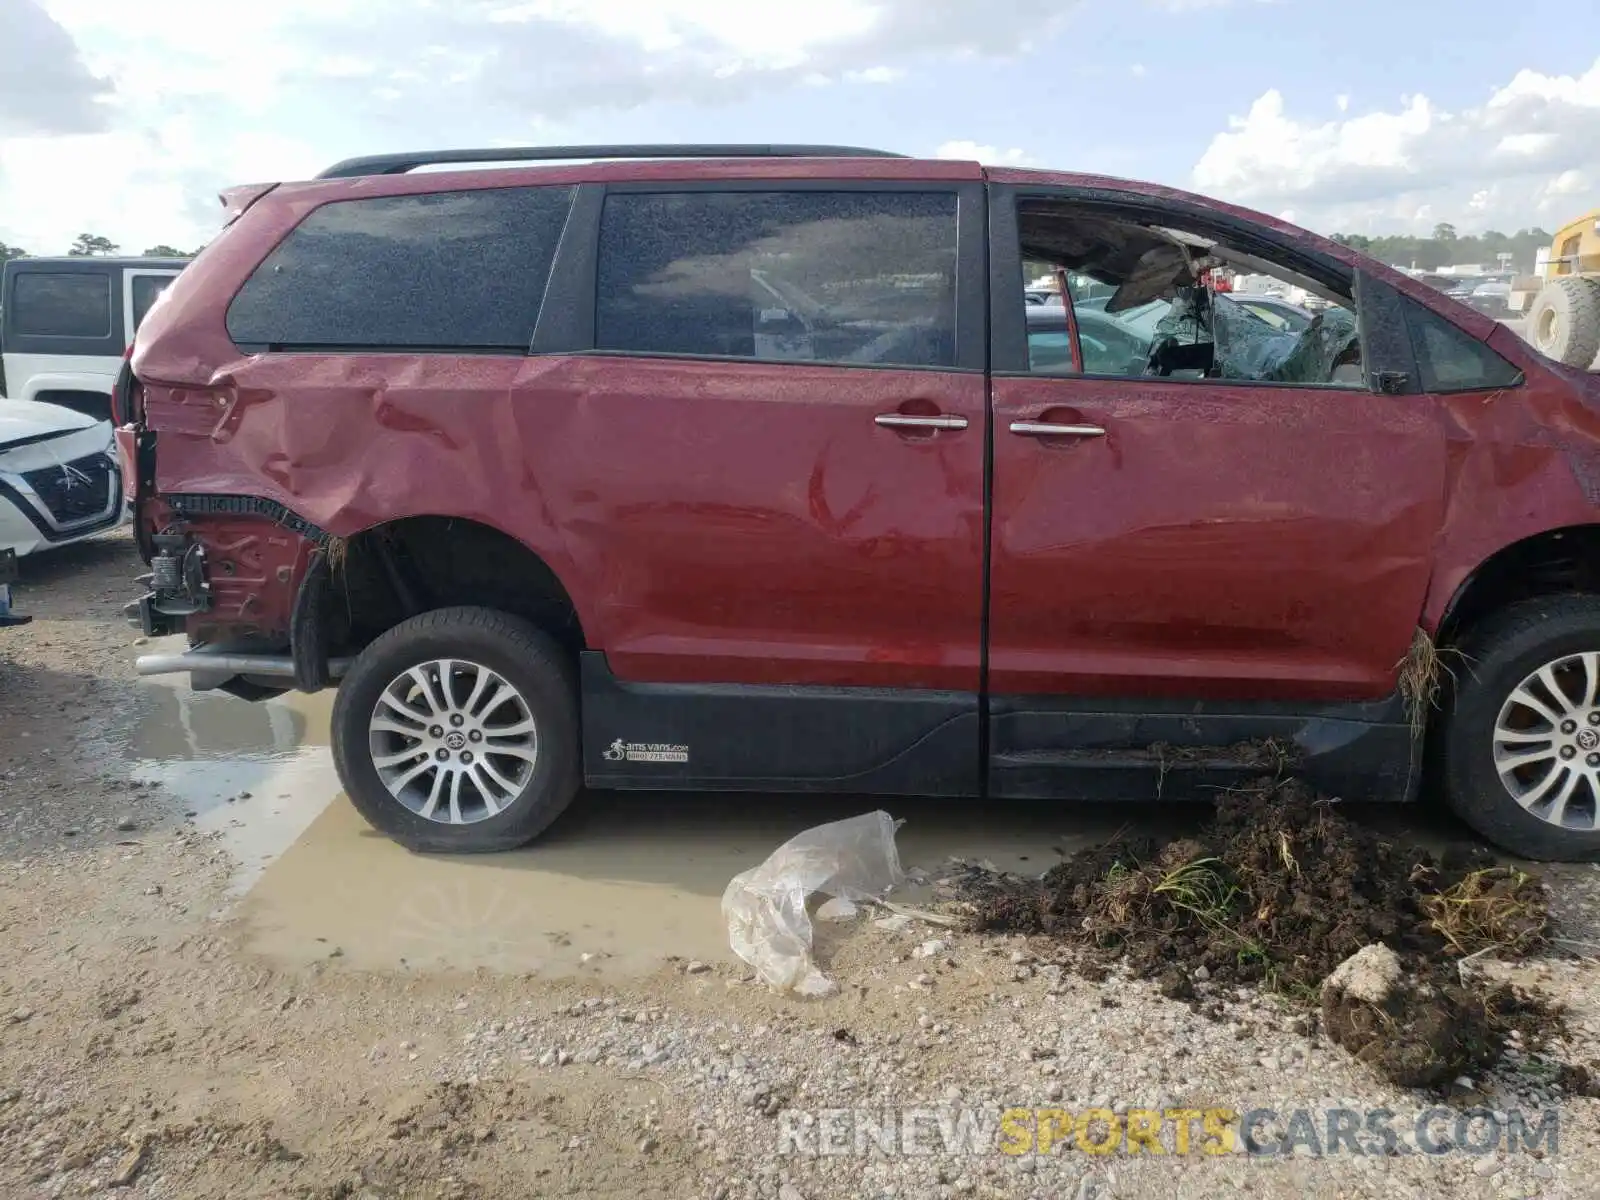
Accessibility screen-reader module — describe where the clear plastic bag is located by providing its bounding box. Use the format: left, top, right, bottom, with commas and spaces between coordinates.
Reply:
720, 810, 904, 997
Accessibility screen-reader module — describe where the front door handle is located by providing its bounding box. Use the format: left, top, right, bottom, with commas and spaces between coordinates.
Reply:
875, 414, 969, 431
1010, 421, 1106, 438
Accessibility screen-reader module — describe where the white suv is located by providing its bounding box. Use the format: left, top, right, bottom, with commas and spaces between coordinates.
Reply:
1, 256, 185, 421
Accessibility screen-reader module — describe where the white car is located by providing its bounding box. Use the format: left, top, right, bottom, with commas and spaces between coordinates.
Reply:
0, 397, 125, 558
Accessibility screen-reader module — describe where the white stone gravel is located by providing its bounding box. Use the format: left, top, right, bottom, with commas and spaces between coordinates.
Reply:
440, 927, 1598, 1200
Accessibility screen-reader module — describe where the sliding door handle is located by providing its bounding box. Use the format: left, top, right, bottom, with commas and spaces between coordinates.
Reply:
875, 414, 969, 431
1009, 421, 1106, 438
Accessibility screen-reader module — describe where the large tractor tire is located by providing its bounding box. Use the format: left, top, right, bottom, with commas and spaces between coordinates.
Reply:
1527, 277, 1600, 369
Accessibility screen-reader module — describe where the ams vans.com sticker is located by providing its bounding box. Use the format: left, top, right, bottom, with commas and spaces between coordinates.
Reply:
602, 739, 690, 764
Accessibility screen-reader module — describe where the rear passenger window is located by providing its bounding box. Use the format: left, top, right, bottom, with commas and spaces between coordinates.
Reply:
596, 191, 958, 368
12, 272, 112, 338
1404, 299, 1523, 392
227, 187, 573, 351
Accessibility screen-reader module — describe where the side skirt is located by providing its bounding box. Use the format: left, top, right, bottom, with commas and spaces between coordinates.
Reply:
988, 692, 1420, 803
580, 653, 981, 794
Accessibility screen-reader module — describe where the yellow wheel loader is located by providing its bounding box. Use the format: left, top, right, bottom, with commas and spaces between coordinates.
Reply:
1508, 208, 1600, 369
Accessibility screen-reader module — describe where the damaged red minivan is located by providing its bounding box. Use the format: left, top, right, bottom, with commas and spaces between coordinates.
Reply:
125, 144, 1600, 860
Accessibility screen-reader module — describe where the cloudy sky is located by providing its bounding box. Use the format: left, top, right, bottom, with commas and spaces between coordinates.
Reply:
1, 0, 1595, 255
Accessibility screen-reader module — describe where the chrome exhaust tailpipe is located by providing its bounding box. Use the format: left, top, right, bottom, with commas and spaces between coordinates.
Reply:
135, 651, 351, 679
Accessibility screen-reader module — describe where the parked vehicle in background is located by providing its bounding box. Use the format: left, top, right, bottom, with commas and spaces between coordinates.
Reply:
124, 143, 1600, 863
1468, 279, 1512, 317
1507, 208, 1600, 368
1, 257, 186, 421
0, 396, 124, 558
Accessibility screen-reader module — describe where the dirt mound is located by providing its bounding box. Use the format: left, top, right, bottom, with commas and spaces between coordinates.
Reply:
972, 780, 1535, 994
964, 779, 1563, 1089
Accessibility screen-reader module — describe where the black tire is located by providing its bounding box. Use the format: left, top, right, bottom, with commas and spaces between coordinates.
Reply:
1441, 594, 1600, 861
1526, 277, 1600, 369
331, 606, 580, 853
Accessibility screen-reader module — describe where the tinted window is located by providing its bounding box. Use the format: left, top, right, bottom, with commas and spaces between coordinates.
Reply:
1404, 300, 1523, 392
227, 187, 573, 350
131, 274, 175, 330
596, 191, 958, 367
12, 272, 112, 338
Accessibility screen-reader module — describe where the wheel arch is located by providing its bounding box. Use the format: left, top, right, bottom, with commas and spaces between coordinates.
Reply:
1434, 522, 1600, 647
334, 514, 589, 658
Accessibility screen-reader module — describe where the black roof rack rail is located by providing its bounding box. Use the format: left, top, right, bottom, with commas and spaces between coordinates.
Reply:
316, 144, 907, 180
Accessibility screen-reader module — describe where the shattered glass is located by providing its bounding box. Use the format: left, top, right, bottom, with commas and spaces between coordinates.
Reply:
1266, 307, 1361, 385
1144, 289, 1361, 385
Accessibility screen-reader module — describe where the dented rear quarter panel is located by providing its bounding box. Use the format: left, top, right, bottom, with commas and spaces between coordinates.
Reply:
1420, 324, 1600, 631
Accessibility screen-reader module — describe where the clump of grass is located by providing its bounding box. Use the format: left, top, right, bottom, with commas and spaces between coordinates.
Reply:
323, 535, 349, 575
1420, 867, 1549, 957
1152, 856, 1240, 932
1397, 626, 1442, 739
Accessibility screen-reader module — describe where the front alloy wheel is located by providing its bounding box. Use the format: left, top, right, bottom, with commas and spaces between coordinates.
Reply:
1442, 594, 1600, 861
1492, 652, 1600, 831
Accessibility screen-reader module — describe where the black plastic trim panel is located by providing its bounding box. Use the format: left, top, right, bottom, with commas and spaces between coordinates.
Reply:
581, 652, 981, 794
290, 550, 332, 692
164, 494, 332, 544
988, 691, 1419, 804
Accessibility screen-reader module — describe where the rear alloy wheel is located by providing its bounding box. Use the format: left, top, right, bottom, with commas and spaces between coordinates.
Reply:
333, 607, 579, 852
1442, 594, 1600, 860
370, 659, 539, 825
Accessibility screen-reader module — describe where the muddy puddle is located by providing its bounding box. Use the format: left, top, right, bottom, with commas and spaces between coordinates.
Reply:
127, 672, 339, 895
234, 792, 1137, 977
118, 654, 1143, 978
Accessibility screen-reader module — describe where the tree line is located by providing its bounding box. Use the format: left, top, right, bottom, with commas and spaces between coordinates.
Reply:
0, 222, 1563, 273
1329, 223, 1553, 273
0, 233, 201, 260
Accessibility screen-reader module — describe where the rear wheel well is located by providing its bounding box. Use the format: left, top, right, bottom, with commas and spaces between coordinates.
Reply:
331, 516, 585, 658
1439, 525, 1600, 647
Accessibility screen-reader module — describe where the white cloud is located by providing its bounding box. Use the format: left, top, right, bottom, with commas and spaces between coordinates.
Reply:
934, 140, 1035, 165
1335, 94, 1349, 112
0, 0, 1077, 252
1131, 63, 1148, 78
1192, 57, 1600, 233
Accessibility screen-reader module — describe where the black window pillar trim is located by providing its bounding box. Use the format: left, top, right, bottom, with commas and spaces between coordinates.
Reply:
530, 183, 602, 355
1353, 269, 1423, 395
986, 186, 1029, 375
532, 178, 989, 373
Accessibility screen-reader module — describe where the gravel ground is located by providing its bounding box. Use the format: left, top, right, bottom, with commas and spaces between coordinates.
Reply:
2, 532, 1599, 1199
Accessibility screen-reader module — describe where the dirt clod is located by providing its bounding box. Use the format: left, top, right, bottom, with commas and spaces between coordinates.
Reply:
1321, 950, 1498, 1088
